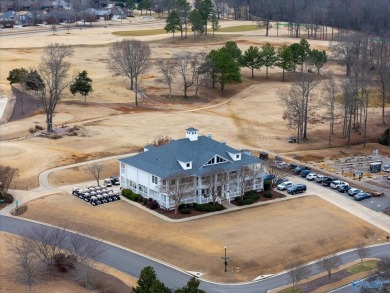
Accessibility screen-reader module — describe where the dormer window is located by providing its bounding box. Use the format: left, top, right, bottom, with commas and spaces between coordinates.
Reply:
228, 152, 241, 161
205, 155, 228, 166
178, 160, 192, 170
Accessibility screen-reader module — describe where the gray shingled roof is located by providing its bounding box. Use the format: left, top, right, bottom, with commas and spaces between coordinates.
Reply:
119, 136, 261, 179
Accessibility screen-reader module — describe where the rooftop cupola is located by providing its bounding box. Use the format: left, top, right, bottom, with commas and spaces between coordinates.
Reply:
185, 127, 198, 141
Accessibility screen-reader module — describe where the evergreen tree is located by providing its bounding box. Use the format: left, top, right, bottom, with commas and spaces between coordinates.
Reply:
175, 0, 191, 38
208, 47, 242, 94
188, 9, 204, 37
298, 38, 311, 72
165, 10, 182, 41
70, 70, 93, 102
309, 49, 327, 74
126, 0, 135, 9
25, 69, 44, 91
7, 68, 28, 85
260, 42, 277, 78
175, 277, 206, 293
150, 279, 172, 293
193, 0, 214, 36
223, 41, 242, 62
241, 46, 262, 78
276, 44, 294, 81
289, 43, 301, 72
133, 266, 159, 293
210, 11, 220, 37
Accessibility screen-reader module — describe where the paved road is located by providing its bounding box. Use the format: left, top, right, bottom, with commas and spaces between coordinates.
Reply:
1, 215, 389, 292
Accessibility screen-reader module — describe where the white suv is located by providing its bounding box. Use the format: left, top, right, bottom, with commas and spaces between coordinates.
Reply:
330, 180, 348, 189
277, 181, 293, 191
306, 173, 317, 180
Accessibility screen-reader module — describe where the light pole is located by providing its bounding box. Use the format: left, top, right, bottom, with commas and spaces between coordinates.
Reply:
221, 245, 229, 272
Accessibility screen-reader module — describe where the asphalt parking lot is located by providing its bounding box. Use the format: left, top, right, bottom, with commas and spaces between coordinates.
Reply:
282, 175, 390, 213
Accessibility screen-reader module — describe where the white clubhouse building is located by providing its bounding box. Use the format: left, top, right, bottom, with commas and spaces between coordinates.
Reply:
119, 128, 263, 210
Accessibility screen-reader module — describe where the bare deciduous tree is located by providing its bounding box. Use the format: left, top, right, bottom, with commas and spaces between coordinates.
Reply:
331, 33, 362, 77
318, 253, 341, 279
28, 43, 74, 132
108, 39, 151, 107
172, 51, 202, 99
322, 77, 339, 146
150, 135, 172, 147
87, 163, 105, 186
158, 174, 195, 214
155, 58, 176, 99
25, 225, 69, 268
7, 236, 41, 293
202, 169, 229, 205
355, 243, 369, 264
264, 159, 290, 187
236, 165, 260, 200
288, 261, 311, 290
67, 231, 105, 291
0, 165, 19, 197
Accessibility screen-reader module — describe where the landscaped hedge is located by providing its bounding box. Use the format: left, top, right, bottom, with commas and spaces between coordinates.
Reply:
194, 203, 225, 212
179, 208, 191, 214
238, 198, 255, 206
2, 193, 14, 204
121, 189, 140, 201
264, 191, 273, 198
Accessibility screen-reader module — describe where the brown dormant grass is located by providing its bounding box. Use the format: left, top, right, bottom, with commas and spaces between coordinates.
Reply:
21, 194, 386, 282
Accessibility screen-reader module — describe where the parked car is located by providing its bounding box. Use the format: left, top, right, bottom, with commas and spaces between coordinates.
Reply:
315, 175, 327, 183
288, 136, 297, 143
348, 188, 363, 197
287, 184, 307, 195
300, 170, 311, 177
277, 181, 293, 191
383, 165, 390, 172
275, 177, 289, 185
289, 163, 298, 169
337, 184, 351, 193
276, 162, 290, 169
330, 180, 349, 189
370, 191, 385, 197
354, 192, 372, 201
294, 166, 311, 174
264, 174, 276, 181
306, 172, 317, 180
322, 177, 337, 187
110, 176, 120, 185
103, 178, 112, 187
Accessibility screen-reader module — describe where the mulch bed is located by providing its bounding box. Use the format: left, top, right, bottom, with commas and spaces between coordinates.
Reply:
155, 208, 209, 219
230, 190, 286, 206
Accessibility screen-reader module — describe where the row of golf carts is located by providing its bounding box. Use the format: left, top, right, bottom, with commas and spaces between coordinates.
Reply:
72, 185, 121, 206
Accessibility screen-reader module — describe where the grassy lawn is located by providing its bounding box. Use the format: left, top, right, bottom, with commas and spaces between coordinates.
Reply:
217, 25, 260, 32
347, 260, 378, 274
279, 288, 302, 293
112, 29, 167, 36
20, 194, 386, 282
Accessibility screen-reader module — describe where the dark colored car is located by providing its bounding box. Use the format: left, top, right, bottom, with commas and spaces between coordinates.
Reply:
289, 136, 297, 143
289, 164, 298, 170
322, 177, 336, 187
110, 176, 120, 185
264, 174, 276, 181
300, 170, 311, 177
294, 166, 311, 174
287, 184, 307, 195
354, 192, 372, 201
275, 177, 289, 185
337, 184, 351, 193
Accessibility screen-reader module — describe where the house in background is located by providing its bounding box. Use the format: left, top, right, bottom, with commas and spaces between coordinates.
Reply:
119, 128, 263, 210
0, 10, 19, 27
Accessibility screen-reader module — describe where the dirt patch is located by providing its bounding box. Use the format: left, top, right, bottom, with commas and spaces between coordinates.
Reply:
20, 194, 386, 282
